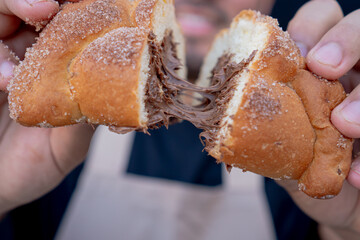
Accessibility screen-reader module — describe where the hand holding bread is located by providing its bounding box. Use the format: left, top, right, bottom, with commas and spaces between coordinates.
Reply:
276, 1, 360, 239
0, 2, 359, 239
0, 0, 94, 215
7, 0, 353, 199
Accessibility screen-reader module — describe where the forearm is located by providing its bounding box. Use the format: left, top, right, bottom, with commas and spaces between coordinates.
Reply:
319, 224, 360, 240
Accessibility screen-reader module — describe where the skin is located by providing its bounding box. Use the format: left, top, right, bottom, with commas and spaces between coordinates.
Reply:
277, 1, 360, 239
0, 0, 94, 215
0, 0, 359, 239
0, 0, 273, 214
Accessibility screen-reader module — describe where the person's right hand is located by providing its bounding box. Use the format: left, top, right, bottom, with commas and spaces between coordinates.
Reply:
277, 1, 360, 239
0, 0, 94, 215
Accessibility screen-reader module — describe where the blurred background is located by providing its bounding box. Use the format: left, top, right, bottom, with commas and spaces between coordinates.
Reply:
56, 126, 275, 240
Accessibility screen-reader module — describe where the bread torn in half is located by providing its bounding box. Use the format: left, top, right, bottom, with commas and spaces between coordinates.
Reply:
8, 1, 353, 199
197, 10, 353, 199
8, 0, 186, 132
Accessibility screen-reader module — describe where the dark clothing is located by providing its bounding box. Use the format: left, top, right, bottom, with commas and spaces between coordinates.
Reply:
272, 0, 360, 30
0, 164, 84, 240
127, 121, 222, 186
264, 178, 320, 240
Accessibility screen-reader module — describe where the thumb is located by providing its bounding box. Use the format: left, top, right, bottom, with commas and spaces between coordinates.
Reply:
331, 84, 360, 138
0, 0, 59, 24
306, 10, 360, 80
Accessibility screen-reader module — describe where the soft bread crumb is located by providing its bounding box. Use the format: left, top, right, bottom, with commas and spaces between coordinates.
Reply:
137, 0, 186, 126
200, 12, 271, 157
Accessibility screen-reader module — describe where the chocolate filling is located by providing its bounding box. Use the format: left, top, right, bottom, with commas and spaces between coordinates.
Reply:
145, 30, 255, 151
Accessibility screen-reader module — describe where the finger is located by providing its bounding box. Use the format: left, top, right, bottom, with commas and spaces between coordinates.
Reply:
331, 84, 360, 138
0, 14, 21, 38
287, 0, 343, 56
0, 0, 59, 23
0, 42, 18, 91
307, 10, 360, 80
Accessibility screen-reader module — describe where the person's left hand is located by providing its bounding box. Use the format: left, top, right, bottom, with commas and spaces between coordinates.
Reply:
277, 0, 360, 239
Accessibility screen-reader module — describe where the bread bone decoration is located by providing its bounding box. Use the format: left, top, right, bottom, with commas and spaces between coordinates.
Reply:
8, 0, 353, 199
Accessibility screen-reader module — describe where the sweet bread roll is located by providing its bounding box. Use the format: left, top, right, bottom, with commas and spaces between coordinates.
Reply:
8, 0, 186, 132
197, 10, 353, 198
8, 2, 353, 198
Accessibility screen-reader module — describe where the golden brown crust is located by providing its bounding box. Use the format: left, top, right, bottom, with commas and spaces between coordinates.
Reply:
292, 70, 352, 198
220, 72, 316, 180
70, 27, 147, 127
218, 10, 353, 198
236, 10, 305, 82
9, 0, 128, 126
8, 0, 162, 128
8, 4, 352, 198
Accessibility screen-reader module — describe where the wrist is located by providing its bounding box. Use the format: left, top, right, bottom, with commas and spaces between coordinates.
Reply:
319, 224, 360, 240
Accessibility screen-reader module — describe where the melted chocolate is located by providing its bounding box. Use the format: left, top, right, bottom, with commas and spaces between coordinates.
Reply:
145, 31, 256, 150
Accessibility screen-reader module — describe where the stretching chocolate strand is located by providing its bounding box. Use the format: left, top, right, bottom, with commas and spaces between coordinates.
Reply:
145, 30, 256, 150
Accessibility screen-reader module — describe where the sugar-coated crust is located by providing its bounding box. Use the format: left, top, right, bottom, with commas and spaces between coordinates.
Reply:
234, 10, 305, 81
217, 10, 352, 198
221, 72, 316, 180
292, 70, 352, 198
8, 0, 172, 128
70, 27, 146, 127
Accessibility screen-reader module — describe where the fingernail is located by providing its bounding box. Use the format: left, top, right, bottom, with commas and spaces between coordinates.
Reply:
313, 42, 343, 67
25, 0, 52, 6
341, 101, 360, 125
0, 61, 15, 80
295, 42, 308, 57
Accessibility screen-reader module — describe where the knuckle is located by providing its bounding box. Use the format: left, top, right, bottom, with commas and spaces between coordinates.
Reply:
325, 0, 344, 18
314, 0, 343, 17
